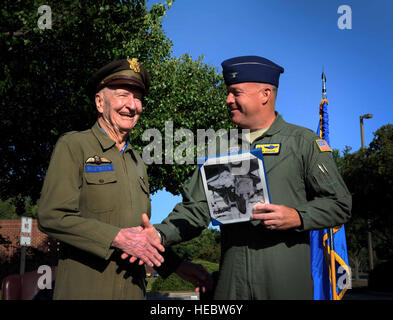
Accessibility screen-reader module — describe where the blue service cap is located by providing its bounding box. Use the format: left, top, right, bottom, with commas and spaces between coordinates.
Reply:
221, 56, 284, 87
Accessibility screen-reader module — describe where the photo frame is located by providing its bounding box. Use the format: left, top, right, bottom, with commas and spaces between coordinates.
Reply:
199, 148, 270, 225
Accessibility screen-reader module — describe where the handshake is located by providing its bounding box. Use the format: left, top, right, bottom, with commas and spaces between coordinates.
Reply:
111, 213, 213, 293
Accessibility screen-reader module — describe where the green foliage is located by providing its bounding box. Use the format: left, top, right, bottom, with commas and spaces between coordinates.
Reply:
150, 259, 219, 292
0, 0, 229, 211
171, 228, 221, 262
0, 197, 38, 219
339, 124, 393, 263
134, 54, 230, 195
151, 270, 195, 292
150, 229, 221, 292
0, 199, 17, 219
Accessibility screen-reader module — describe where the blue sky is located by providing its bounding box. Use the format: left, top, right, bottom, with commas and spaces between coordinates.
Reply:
148, 0, 393, 224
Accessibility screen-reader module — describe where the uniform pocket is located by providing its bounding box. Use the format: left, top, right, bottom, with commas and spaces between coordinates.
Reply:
83, 170, 118, 213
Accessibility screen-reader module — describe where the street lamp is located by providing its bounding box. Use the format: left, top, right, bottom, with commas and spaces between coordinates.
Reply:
359, 113, 374, 271
360, 114, 373, 149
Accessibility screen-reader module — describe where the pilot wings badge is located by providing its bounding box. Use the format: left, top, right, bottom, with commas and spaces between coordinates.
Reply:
85, 155, 112, 165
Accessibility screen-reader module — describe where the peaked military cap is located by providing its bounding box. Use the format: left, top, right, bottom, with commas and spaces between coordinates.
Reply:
221, 56, 284, 87
87, 58, 150, 99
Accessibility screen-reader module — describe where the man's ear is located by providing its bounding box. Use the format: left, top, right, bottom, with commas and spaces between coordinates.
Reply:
95, 91, 104, 114
259, 85, 272, 105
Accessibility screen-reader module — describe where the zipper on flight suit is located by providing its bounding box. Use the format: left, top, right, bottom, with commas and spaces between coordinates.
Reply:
248, 136, 273, 300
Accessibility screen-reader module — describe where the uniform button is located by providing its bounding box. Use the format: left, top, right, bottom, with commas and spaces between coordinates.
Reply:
99, 179, 104, 183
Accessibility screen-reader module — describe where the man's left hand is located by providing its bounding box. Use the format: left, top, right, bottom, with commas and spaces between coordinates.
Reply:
251, 203, 302, 230
120, 213, 164, 265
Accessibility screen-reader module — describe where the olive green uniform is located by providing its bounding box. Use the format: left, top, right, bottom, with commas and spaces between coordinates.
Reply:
156, 114, 352, 300
38, 122, 152, 300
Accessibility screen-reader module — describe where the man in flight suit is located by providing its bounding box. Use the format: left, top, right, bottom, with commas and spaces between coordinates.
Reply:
148, 55, 352, 300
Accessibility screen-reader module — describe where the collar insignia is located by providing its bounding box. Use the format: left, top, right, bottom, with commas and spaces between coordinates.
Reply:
127, 58, 140, 73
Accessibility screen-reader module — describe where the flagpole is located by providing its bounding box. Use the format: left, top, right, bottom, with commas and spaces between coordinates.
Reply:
321, 71, 338, 300
329, 228, 338, 300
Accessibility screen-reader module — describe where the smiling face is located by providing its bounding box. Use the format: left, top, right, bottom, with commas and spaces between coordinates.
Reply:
226, 82, 276, 129
95, 85, 143, 134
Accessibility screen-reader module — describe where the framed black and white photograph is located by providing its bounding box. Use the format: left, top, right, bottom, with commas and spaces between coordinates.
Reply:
199, 149, 270, 225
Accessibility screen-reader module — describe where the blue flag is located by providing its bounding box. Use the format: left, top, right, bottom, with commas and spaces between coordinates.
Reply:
310, 226, 351, 299
310, 87, 351, 300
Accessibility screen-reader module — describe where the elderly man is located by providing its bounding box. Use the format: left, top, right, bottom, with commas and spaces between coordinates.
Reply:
140, 56, 352, 299
38, 58, 211, 300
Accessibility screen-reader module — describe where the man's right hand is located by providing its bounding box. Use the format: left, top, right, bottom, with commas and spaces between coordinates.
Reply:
111, 214, 165, 267
175, 260, 213, 293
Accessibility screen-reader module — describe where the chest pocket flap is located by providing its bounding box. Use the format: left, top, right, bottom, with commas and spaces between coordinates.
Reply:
85, 170, 117, 185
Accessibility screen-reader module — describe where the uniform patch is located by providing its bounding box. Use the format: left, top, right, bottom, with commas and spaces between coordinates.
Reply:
315, 139, 332, 152
85, 164, 114, 173
255, 143, 281, 155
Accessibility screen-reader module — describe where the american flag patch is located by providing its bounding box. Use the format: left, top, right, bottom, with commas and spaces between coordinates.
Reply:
315, 139, 332, 152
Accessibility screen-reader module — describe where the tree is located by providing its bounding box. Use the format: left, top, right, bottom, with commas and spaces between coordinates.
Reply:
171, 228, 221, 263
333, 147, 369, 277
0, 197, 38, 219
345, 215, 369, 280
366, 125, 393, 260
0, 0, 230, 213
150, 258, 219, 292
133, 54, 230, 195
149, 228, 221, 292
340, 124, 393, 267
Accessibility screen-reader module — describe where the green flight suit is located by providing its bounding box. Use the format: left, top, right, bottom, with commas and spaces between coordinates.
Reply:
155, 113, 352, 300
38, 122, 153, 300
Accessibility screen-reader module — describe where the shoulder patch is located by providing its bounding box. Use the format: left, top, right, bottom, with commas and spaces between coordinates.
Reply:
255, 143, 281, 155
315, 139, 332, 152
